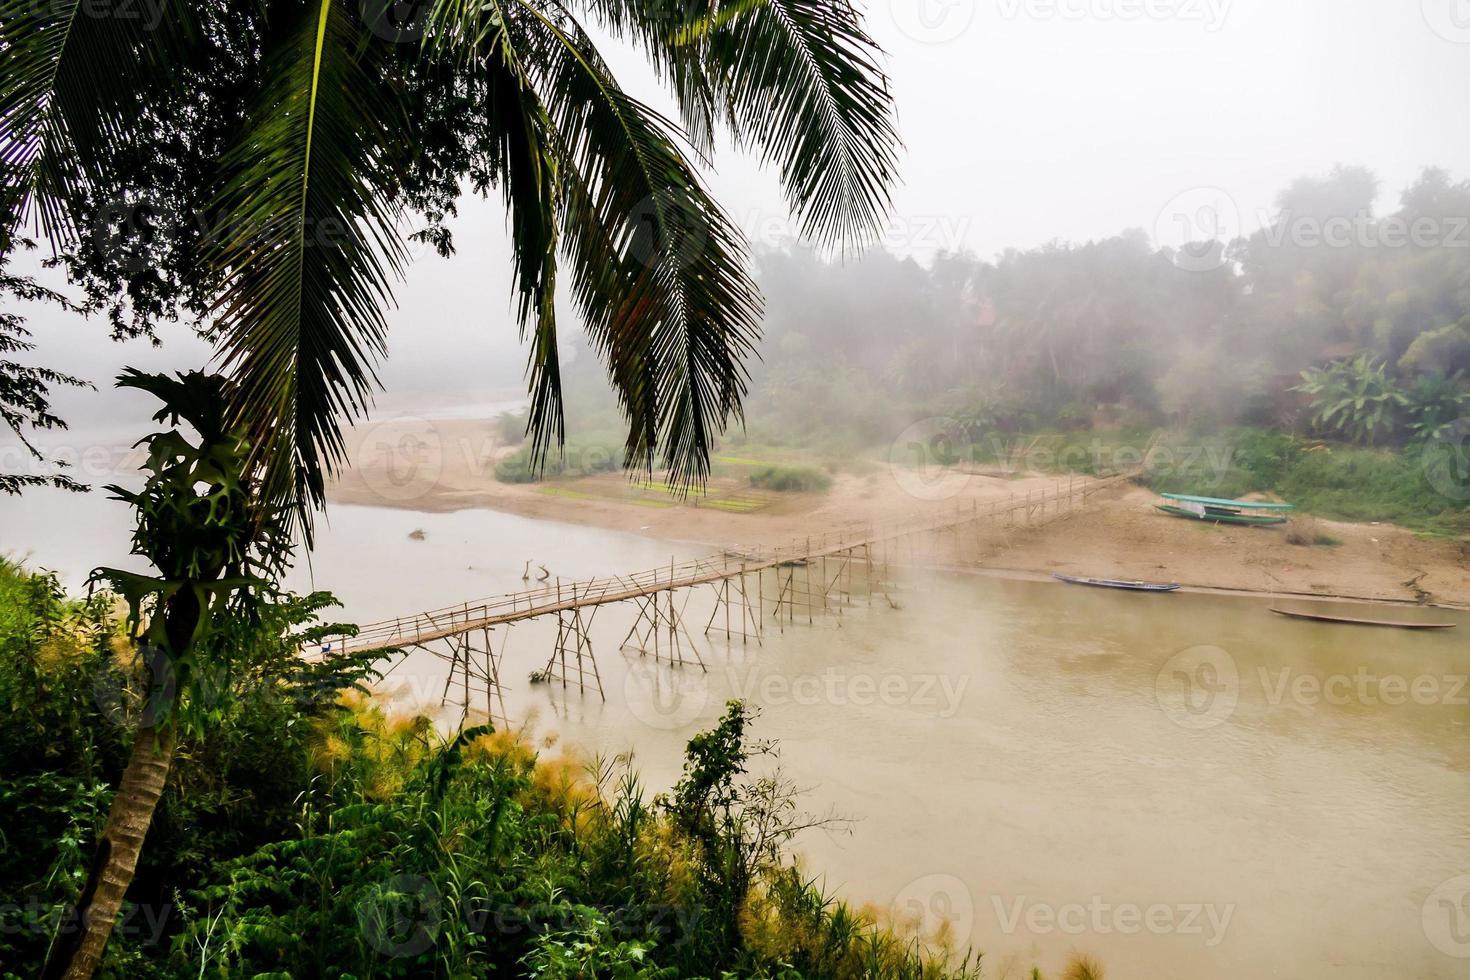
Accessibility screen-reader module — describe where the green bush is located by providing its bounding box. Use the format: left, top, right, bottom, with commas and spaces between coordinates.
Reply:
494, 432, 625, 483
0, 564, 988, 978
1140, 428, 1469, 534
748, 464, 833, 493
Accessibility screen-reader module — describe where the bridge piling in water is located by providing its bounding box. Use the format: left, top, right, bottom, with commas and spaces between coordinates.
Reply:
318, 474, 1129, 725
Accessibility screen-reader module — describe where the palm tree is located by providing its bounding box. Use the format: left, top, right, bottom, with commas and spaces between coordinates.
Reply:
2, 0, 899, 974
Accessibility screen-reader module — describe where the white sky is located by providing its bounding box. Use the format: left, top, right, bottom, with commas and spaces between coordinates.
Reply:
10, 0, 1470, 419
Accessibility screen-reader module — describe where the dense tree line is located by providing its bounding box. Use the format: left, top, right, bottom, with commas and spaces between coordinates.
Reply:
743, 166, 1470, 446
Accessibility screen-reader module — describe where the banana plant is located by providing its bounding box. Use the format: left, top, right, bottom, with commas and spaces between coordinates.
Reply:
1295, 353, 1409, 446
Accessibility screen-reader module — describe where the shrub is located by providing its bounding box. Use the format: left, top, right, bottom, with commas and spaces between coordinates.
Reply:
495, 433, 624, 483
748, 465, 833, 493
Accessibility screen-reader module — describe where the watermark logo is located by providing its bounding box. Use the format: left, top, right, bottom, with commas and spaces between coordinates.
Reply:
627, 192, 709, 272
725, 666, 969, 717
93, 642, 177, 730
996, 0, 1230, 31
1422, 0, 1470, 43
1155, 644, 1238, 729
1260, 667, 1467, 708
1257, 211, 1470, 251
888, 0, 977, 44
361, 0, 431, 42
991, 894, 1234, 946
889, 417, 972, 500
355, 416, 444, 504
1423, 874, 1470, 958
1423, 418, 1470, 503
892, 874, 975, 948
93, 197, 185, 277
624, 660, 710, 730
358, 873, 441, 958
1155, 187, 1240, 272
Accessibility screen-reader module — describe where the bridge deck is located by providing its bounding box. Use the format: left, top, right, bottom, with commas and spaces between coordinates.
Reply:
328, 474, 1124, 656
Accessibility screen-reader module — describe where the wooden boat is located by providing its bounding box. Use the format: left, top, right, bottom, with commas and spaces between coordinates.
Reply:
1052, 573, 1180, 592
1155, 504, 1288, 526
1161, 492, 1295, 511
1269, 607, 1456, 630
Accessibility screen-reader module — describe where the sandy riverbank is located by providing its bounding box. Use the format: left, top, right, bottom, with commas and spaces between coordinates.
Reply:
329, 417, 1470, 607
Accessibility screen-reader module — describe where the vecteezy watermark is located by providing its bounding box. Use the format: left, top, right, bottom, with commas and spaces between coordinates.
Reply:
725, 666, 970, 717
1, 898, 172, 946
358, 873, 442, 958
996, 0, 1230, 30
625, 192, 711, 273
1155, 186, 1242, 272
989, 894, 1235, 947
353, 416, 445, 504
1256, 211, 1470, 251
1421, 0, 1470, 43
92, 642, 177, 730
1260, 668, 1468, 708
360, 0, 432, 42
624, 659, 711, 730
88, 193, 438, 280
1157, 186, 1470, 272
891, 874, 975, 948
1424, 874, 1470, 958
0, 438, 144, 485
887, 0, 977, 44
30, 0, 171, 30
1423, 418, 1470, 503
885, 421, 1241, 501
888, 417, 973, 500
1155, 645, 1239, 730
739, 208, 973, 255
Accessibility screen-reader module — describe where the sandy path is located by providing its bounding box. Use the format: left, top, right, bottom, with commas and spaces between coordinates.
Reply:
328, 417, 1470, 607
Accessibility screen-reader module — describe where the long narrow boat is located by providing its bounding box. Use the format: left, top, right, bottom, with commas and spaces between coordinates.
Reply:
1160, 492, 1295, 511
1052, 573, 1180, 592
1269, 607, 1456, 630
1155, 504, 1288, 526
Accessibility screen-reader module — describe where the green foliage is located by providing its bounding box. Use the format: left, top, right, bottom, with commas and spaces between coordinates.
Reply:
90, 370, 295, 736
0, 558, 377, 975
720, 167, 1470, 469
1139, 429, 1469, 534
0, 244, 92, 493
494, 432, 626, 483
1294, 354, 1409, 446
1401, 371, 1470, 442
5, 0, 901, 534
747, 465, 833, 493
2, 617, 984, 980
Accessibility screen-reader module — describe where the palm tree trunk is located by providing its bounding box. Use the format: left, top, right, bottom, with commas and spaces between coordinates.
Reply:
45, 723, 176, 980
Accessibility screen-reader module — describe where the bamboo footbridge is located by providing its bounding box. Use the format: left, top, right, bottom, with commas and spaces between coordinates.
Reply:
319, 473, 1127, 725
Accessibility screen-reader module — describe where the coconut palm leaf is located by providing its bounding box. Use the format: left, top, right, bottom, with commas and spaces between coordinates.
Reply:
428, 0, 762, 485
581, 0, 900, 248
512, 0, 761, 484
0, 0, 188, 253
200, 0, 409, 534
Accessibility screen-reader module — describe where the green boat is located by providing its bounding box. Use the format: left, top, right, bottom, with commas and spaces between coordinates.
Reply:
1160, 492, 1294, 511
1154, 504, 1288, 526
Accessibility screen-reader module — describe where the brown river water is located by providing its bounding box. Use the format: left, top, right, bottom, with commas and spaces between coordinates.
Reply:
6, 492, 1469, 977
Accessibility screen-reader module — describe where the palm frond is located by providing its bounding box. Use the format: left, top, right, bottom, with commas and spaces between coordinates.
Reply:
511, 0, 762, 487
0, 0, 188, 253
705, 0, 899, 248
200, 0, 408, 535
578, 0, 901, 249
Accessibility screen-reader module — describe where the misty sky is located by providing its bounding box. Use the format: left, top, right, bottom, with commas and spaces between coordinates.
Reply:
11, 0, 1470, 423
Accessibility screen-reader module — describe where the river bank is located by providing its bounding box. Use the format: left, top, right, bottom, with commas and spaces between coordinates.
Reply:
328, 417, 1470, 608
